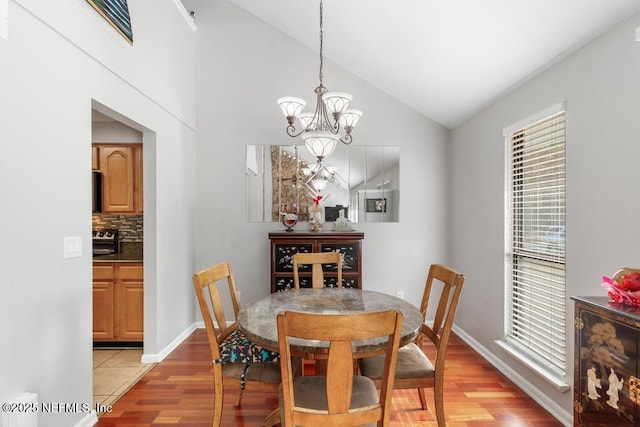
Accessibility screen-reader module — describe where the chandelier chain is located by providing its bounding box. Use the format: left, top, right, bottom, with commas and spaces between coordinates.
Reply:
319, 0, 324, 86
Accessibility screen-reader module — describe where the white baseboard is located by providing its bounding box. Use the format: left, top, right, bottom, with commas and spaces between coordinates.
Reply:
141, 323, 199, 363
74, 412, 98, 427
452, 324, 572, 426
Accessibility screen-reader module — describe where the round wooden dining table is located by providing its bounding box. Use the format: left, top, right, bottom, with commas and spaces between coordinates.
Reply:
237, 287, 423, 359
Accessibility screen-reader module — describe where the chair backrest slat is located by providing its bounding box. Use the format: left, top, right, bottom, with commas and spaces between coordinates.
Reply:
326, 341, 354, 413
292, 252, 343, 289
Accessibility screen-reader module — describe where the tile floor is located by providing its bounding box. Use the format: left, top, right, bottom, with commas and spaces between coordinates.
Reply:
92, 349, 155, 415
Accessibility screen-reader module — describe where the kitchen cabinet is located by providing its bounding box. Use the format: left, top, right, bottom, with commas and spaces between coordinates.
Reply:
573, 296, 639, 425
269, 231, 364, 293
92, 146, 99, 170
93, 263, 143, 342
92, 265, 114, 340
93, 144, 143, 214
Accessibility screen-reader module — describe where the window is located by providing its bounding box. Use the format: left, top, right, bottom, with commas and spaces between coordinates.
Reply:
504, 104, 566, 381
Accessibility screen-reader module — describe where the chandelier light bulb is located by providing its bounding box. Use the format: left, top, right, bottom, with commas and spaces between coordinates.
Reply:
303, 131, 339, 160
338, 109, 363, 133
299, 112, 318, 131
312, 178, 328, 191
322, 92, 352, 118
277, 97, 306, 125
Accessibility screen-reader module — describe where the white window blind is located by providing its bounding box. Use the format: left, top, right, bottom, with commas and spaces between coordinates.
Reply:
506, 109, 566, 378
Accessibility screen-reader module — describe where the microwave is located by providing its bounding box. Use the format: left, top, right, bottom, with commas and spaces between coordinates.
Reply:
92, 171, 102, 213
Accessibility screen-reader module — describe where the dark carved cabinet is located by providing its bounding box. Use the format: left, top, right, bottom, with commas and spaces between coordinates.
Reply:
573, 296, 640, 426
269, 231, 364, 293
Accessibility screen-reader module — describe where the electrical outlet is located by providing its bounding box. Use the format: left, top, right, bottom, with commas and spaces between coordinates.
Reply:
396, 290, 404, 300
236, 290, 242, 303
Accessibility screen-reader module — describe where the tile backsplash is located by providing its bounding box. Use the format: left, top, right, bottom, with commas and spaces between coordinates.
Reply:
93, 214, 143, 242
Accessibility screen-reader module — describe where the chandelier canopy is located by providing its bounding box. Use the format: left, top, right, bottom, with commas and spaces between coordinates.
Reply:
277, 0, 362, 161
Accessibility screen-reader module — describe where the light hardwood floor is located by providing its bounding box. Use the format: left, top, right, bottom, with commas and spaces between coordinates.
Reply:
96, 328, 563, 426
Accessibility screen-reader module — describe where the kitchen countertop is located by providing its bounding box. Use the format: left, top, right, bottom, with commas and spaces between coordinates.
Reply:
93, 242, 143, 263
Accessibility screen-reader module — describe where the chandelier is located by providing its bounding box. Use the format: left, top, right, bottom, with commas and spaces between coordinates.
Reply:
277, 0, 362, 163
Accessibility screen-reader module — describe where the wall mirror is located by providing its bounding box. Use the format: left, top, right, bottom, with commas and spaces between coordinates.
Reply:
246, 145, 399, 223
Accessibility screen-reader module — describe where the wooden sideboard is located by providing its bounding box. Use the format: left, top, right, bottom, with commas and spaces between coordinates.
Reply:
573, 296, 640, 426
268, 231, 364, 293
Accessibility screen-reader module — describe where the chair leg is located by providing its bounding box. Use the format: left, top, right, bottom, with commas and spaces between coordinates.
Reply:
213, 367, 224, 427
263, 408, 281, 427
434, 389, 445, 426
417, 388, 428, 410
212, 390, 223, 427
234, 388, 244, 406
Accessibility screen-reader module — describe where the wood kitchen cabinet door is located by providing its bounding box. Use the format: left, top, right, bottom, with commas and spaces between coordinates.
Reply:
100, 145, 135, 214
95, 144, 143, 214
92, 266, 114, 340
115, 282, 143, 341
115, 265, 144, 341
93, 283, 114, 339
92, 146, 99, 170
133, 144, 143, 213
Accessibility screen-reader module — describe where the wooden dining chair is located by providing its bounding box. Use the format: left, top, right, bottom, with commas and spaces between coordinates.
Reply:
359, 264, 465, 426
192, 262, 283, 427
292, 251, 342, 289
277, 309, 403, 427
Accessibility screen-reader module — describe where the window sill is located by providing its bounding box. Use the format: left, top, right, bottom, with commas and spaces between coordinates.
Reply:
495, 340, 571, 392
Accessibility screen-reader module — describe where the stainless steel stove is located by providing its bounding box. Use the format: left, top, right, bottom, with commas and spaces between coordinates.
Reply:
92, 229, 119, 256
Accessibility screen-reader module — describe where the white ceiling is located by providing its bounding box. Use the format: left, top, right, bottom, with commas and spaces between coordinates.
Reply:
224, 0, 640, 129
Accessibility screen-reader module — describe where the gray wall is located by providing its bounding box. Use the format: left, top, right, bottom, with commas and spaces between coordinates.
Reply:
0, 1, 197, 426
450, 10, 640, 424
193, 0, 450, 307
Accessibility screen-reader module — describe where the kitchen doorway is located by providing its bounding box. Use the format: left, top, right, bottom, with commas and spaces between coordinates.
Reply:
90, 103, 155, 412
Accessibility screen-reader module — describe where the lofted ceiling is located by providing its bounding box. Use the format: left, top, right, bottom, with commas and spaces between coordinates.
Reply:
220, 0, 640, 129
